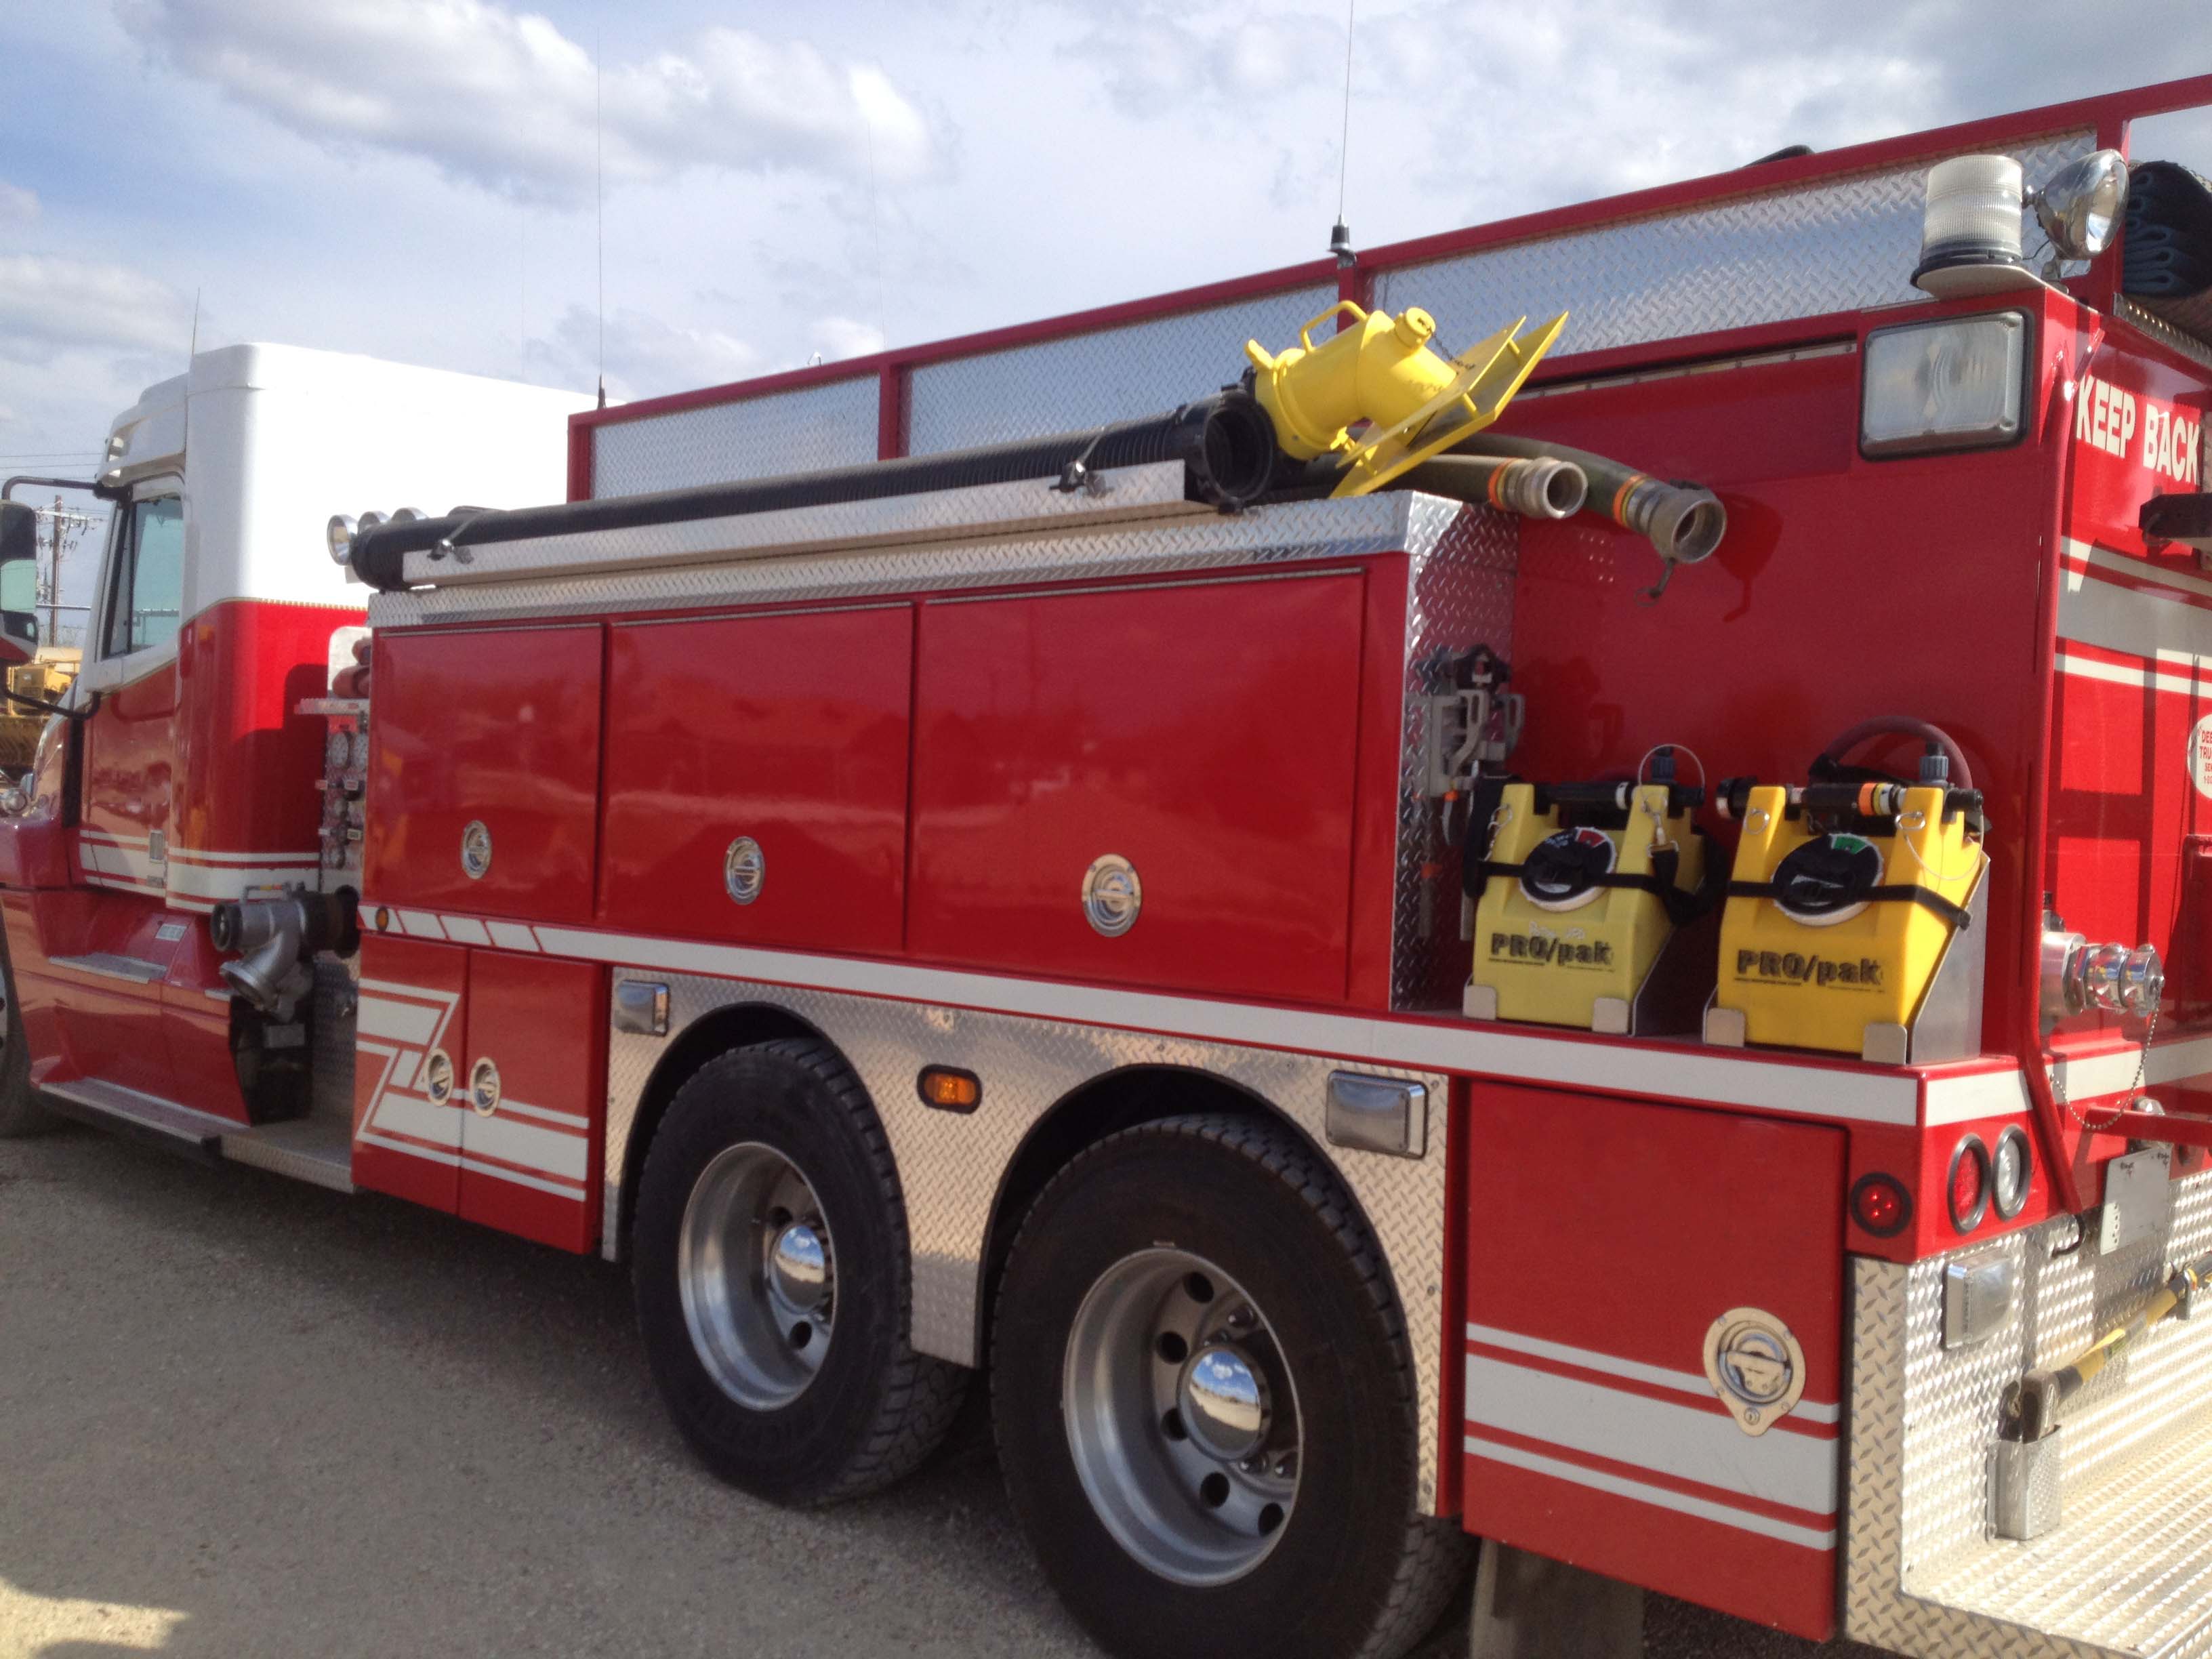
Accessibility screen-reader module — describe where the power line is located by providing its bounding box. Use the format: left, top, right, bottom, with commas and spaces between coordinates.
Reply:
1336, 0, 1356, 223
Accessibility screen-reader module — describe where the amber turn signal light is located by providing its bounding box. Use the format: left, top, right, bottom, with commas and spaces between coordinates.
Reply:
918, 1067, 981, 1113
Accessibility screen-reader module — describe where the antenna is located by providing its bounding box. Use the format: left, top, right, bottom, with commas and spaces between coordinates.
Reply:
1330, 0, 1357, 268
595, 23, 606, 409
189, 287, 201, 361
864, 112, 886, 350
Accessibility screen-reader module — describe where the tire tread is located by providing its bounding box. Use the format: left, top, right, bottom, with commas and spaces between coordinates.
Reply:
641, 1036, 966, 1504
994, 1111, 1469, 1659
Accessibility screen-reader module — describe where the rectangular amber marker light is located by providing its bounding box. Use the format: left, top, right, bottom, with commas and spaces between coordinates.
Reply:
917, 1067, 982, 1113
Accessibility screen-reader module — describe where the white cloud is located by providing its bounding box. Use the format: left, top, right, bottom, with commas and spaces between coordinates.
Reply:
810, 316, 885, 361
115, 0, 946, 208
0, 184, 37, 223
1070, 7, 1334, 117
548, 303, 760, 402
0, 256, 192, 365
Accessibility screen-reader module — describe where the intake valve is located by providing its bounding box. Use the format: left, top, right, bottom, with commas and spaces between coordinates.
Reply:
210, 893, 356, 1021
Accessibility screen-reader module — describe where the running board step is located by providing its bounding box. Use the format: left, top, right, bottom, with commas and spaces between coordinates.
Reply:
221, 1118, 355, 1193
39, 1078, 232, 1161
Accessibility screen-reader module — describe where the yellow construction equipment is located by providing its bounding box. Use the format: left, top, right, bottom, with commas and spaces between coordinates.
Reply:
0, 647, 77, 773
1244, 302, 1566, 497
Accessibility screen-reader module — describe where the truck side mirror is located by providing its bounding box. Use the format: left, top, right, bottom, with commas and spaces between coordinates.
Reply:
0, 501, 39, 667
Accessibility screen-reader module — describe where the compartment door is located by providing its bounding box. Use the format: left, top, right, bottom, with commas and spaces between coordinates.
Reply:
909, 571, 1366, 1002
365, 624, 604, 923
1460, 1087, 1845, 1641
456, 951, 604, 1253
601, 605, 914, 954
352, 933, 468, 1214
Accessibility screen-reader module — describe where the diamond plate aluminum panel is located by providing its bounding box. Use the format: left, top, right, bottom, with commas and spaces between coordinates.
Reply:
1376, 134, 2093, 359
2121, 298, 2212, 374
905, 283, 1340, 455
1391, 502, 1519, 1010
592, 376, 879, 498
1845, 1170, 2212, 1658
601, 970, 1455, 1513
392, 461, 1200, 591
367, 489, 1430, 628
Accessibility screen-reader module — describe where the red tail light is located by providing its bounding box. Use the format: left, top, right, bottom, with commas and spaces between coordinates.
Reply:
1850, 1172, 1912, 1237
1947, 1135, 1992, 1233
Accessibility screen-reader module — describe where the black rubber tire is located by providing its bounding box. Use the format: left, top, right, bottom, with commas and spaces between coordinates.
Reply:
992, 1114, 1471, 1659
0, 931, 44, 1138
632, 1038, 965, 1506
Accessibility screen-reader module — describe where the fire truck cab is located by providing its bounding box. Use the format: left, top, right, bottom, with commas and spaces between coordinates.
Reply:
13, 77, 2212, 1659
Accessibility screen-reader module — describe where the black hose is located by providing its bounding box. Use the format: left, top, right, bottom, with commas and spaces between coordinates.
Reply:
1820, 716, 1974, 793
348, 392, 1281, 590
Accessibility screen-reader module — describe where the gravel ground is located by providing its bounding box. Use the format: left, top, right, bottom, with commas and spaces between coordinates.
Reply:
0, 1121, 1896, 1659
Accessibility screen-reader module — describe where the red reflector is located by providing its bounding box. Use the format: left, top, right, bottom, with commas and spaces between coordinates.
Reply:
1947, 1135, 1991, 1234
1849, 1171, 1912, 1238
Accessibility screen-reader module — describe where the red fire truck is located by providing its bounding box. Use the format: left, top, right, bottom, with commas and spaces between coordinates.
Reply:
12, 75, 2212, 1659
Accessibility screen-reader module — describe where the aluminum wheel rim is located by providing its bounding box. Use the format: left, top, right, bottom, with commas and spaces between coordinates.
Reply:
678, 1141, 836, 1410
1062, 1248, 1301, 1586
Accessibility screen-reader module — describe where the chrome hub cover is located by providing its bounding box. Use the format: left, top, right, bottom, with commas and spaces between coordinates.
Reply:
1180, 1344, 1268, 1462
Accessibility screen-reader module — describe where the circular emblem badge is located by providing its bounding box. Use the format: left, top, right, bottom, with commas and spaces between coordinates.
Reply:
1082, 854, 1142, 937
1518, 826, 1616, 913
2192, 714, 2212, 801
1771, 832, 1882, 927
1702, 1307, 1807, 1435
724, 836, 764, 905
468, 1057, 502, 1118
460, 819, 493, 880
422, 1048, 455, 1107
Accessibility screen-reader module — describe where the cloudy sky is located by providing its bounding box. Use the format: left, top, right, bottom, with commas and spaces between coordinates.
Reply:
3, 0, 2211, 485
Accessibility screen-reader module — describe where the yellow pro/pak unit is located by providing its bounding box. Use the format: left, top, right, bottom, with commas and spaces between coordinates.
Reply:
1465, 764, 1709, 1032
1714, 772, 1986, 1057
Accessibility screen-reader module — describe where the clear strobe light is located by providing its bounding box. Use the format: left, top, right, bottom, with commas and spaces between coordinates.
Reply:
1914, 155, 2031, 296
1861, 314, 2026, 457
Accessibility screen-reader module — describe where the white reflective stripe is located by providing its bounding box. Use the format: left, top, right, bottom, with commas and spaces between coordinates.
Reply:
465, 1111, 588, 1181
1463, 1435, 1837, 1552
1920, 1068, 2030, 1127
390, 1049, 419, 1090
357, 996, 441, 1045
359, 1130, 459, 1169
1463, 1353, 1837, 1515
167, 847, 318, 865
167, 863, 320, 900
441, 916, 492, 946
524, 924, 1920, 1124
2059, 560, 2212, 660
83, 840, 161, 882
397, 911, 445, 940
485, 921, 539, 952
459, 1155, 584, 1199
2057, 651, 2212, 697
494, 1096, 590, 1131
369, 1090, 463, 1148
2065, 537, 2212, 604
1466, 1322, 1841, 1426
2057, 1034, 2212, 1098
